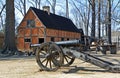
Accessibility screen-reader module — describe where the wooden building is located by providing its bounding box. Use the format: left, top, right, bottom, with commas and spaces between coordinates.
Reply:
17, 7, 81, 52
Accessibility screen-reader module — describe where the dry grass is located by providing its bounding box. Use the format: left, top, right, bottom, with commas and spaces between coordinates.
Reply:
0, 55, 120, 78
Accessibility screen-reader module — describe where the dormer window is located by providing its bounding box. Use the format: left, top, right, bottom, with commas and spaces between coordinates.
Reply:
27, 20, 35, 28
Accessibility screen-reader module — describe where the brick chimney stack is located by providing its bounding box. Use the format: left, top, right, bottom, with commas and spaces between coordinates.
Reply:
43, 6, 50, 15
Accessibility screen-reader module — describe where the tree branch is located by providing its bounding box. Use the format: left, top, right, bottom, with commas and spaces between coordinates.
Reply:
112, 0, 120, 12
0, 4, 6, 16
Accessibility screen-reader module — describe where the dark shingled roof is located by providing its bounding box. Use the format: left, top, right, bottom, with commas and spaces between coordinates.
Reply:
30, 7, 80, 33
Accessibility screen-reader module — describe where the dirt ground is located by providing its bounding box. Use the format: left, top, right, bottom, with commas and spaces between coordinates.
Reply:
0, 55, 120, 78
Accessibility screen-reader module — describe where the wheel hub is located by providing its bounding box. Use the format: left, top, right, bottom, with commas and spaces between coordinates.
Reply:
46, 53, 54, 60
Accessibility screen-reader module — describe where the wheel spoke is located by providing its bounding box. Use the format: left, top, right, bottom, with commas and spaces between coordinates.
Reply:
53, 50, 58, 54
52, 58, 60, 66
45, 60, 49, 67
66, 55, 72, 59
39, 53, 46, 58
64, 56, 69, 63
49, 60, 52, 69
41, 51, 46, 55
41, 58, 47, 63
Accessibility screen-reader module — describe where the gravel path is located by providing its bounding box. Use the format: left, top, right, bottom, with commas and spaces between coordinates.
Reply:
0, 56, 120, 78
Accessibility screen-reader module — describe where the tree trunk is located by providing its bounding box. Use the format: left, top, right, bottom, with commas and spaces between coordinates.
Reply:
66, 0, 69, 18
52, 0, 56, 14
0, 15, 4, 30
38, 0, 41, 9
91, 0, 96, 37
23, 0, 26, 15
46, 0, 56, 14
98, 0, 101, 39
86, 3, 90, 36
0, 4, 6, 16
2, 0, 17, 54
107, 0, 112, 44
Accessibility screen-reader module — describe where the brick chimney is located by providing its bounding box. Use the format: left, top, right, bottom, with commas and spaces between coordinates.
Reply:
43, 6, 50, 15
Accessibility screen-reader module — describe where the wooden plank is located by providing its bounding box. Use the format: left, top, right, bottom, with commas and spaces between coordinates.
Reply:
62, 47, 120, 72
24, 43, 30, 51
38, 28, 44, 37
32, 36, 38, 44
31, 28, 38, 36
91, 53, 120, 65
18, 29, 24, 37
17, 37, 24, 51
25, 29, 31, 37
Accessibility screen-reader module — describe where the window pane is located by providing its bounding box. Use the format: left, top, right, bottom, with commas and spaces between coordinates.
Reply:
51, 37, 54, 42
25, 38, 31, 42
61, 38, 64, 41
27, 20, 35, 28
67, 38, 69, 40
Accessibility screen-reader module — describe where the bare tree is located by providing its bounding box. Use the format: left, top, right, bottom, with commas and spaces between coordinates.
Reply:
66, 0, 69, 18
107, 0, 112, 44
0, 4, 6, 31
0, 5, 6, 16
111, 0, 120, 30
71, 0, 85, 28
88, 0, 96, 37
46, 0, 56, 14
28, 0, 41, 9
71, 0, 91, 36
0, 15, 4, 31
98, 0, 101, 39
2, 0, 17, 55
38, 0, 41, 9
23, 0, 26, 15
15, 0, 26, 16
100, 0, 107, 37
0, 1, 6, 31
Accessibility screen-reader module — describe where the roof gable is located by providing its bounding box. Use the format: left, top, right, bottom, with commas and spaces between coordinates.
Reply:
30, 7, 80, 33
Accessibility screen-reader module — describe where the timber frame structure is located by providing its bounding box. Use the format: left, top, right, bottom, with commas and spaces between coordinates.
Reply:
17, 7, 81, 52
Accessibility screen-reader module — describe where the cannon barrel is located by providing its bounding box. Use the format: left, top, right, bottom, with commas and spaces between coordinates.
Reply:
55, 40, 84, 46
30, 39, 84, 47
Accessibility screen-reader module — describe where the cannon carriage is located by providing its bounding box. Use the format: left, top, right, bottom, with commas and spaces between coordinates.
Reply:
31, 35, 120, 72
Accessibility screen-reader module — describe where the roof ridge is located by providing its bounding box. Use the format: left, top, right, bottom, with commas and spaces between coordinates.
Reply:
30, 7, 80, 33
30, 7, 70, 20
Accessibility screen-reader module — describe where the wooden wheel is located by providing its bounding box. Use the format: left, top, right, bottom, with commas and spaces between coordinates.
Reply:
36, 42, 63, 71
60, 47, 75, 67
62, 54, 75, 66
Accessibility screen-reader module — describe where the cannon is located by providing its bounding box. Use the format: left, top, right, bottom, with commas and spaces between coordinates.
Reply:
31, 37, 120, 72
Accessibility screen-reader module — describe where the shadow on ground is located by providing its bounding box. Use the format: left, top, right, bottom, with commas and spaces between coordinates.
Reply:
62, 66, 108, 74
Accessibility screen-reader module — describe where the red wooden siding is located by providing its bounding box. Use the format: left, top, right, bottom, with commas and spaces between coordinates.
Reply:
18, 29, 24, 37
25, 29, 31, 37
32, 36, 38, 44
17, 9, 81, 52
38, 28, 44, 37
17, 37, 24, 51
31, 28, 38, 36
24, 43, 30, 51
